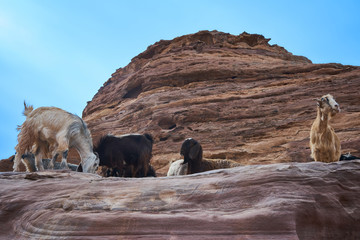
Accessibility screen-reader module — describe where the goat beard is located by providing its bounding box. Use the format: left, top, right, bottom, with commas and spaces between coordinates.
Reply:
330, 109, 339, 117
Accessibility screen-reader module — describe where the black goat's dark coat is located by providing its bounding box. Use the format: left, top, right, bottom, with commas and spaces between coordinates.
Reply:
93, 133, 154, 177
180, 138, 203, 174
179, 138, 241, 175
339, 153, 360, 161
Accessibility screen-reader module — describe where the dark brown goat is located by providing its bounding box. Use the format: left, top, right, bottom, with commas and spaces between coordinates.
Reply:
98, 164, 157, 178
79, 133, 155, 177
181, 138, 203, 174
180, 138, 241, 174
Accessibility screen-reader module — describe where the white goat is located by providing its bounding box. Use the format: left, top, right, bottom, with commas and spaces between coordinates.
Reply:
167, 159, 188, 176
13, 102, 99, 173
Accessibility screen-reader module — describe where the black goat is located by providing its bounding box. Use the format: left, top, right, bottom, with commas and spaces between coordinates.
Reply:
181, 138, 203, 174
179, 138, 241, 174
100, 164, 156, 177
339, 153, 360, 161
79, 133, 155, 178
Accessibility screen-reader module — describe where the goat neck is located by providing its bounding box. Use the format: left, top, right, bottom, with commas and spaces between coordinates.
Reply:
187, 158, 202, 174
315, 106, 331, 133
71, 134, 93, 160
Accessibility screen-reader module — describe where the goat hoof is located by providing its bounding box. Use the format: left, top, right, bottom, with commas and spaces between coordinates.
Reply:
60, 161, 69, 169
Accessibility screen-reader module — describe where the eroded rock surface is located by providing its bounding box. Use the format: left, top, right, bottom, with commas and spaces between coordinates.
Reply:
82, 30, 360, 175
2, 30, 359, 239
0, 161, 359, 239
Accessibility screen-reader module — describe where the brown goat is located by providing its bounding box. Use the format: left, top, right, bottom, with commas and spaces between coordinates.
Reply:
168, 138, 241, 175
14, 102, 99, 173
310, 94, 341, 163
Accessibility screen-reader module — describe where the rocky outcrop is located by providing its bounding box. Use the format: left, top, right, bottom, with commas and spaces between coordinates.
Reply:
82, 30, 360, 175
1, 160, 359, 239
0, 155, 17, 172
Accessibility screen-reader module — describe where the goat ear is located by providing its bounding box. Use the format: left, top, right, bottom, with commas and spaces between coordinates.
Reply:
314, 98, 322, 107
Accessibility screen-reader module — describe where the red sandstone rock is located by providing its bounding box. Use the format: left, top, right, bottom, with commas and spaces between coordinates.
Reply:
0, 161, 359, 239
1, 31, 360, 239
81, 30, 360, 176
0, 155, 22, 172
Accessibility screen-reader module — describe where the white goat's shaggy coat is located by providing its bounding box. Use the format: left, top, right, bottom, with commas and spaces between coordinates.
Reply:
167, 158, 241, 176
167, 159, 188, 176
310, 94, 341, 163
13, 102, 99, 173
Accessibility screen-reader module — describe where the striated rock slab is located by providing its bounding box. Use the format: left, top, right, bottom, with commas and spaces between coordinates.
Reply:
1, 161, 360, 239
81, 30, 360, 176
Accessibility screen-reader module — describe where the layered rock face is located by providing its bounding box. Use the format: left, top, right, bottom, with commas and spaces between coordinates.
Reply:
82, 30, 360, 175
1, 161, 359, 239
1, 31, 360, 239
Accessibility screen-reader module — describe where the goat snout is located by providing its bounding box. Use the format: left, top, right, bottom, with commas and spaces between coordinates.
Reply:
333, 104, 340, 112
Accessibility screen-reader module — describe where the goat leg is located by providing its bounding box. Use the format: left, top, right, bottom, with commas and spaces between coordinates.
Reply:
49, 153, 59, 169
60, 150, 69, 169
13, 153, 23, 172
35, 153, 44, 171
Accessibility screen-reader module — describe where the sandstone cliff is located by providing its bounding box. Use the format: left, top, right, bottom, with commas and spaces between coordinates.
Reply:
1, 161, 359, 239
82, 30, 360, 176
1, 31, 360, 239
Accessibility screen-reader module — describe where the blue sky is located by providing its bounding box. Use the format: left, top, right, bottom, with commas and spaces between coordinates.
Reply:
0, 0, 359, 159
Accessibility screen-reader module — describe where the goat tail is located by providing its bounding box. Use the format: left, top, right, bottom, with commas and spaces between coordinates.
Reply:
23, 101, 34, 117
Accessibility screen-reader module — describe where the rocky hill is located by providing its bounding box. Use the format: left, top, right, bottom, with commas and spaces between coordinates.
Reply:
82, 30, 360, 176
1, 30, 360, 239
